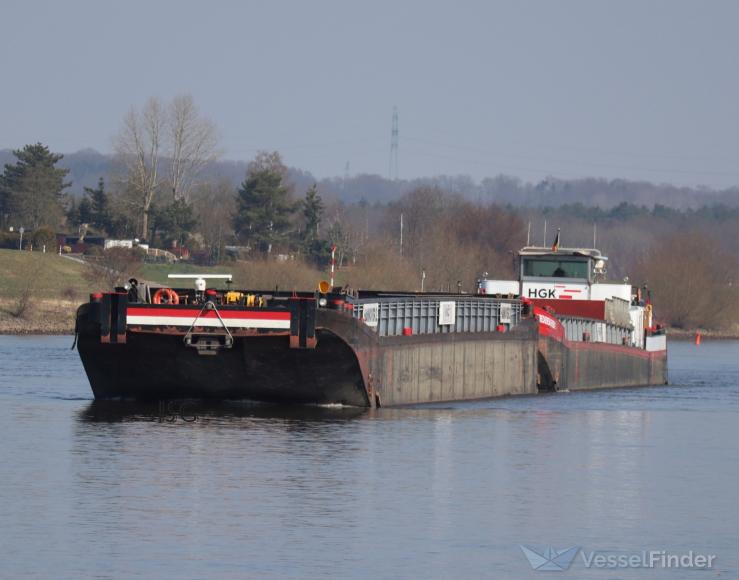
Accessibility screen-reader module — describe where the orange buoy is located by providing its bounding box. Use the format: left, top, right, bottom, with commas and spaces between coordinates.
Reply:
153, 288, 180, 305
695, 332, 701, 346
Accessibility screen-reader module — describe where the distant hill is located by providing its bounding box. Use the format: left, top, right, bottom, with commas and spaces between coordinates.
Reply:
0, 148, 113, 195
1, 147, 738, 209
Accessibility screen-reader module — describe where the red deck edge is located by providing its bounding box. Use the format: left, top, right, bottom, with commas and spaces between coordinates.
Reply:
126, 307, 290, 320
534, 306, 665, 357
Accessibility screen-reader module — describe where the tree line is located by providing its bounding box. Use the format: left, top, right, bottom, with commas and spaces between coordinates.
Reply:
0, 94, 736, 330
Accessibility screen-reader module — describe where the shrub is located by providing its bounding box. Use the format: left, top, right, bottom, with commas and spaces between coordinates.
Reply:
61, 286, 78, 301
231, 258, 324, 292
5, 263, 42, 319
31, 226, 57, 252
84, 247, 143, 290
0, 230, 20, 250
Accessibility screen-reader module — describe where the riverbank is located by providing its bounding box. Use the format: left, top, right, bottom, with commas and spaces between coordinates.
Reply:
2, 248, 737, 337
2, 297, 737, 338
0, 298, 77, 334
666, 326, 739, 340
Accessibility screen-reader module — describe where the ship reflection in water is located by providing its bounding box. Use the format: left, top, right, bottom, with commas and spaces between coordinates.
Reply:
0, 336, 737, 578
78, 399, 369, 423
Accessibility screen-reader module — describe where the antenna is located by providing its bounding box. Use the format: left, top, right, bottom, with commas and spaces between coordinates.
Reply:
543, 220, 547, 247
526, 221, 531, 246
389, 106, 399, 180
399, 212, 404, 256
593, 222, 597, 248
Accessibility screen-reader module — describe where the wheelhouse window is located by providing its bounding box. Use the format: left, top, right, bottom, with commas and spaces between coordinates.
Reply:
523, 258, 589, 279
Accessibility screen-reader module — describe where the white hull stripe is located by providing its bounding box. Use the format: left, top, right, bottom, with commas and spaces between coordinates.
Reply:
126, 315, 290, 329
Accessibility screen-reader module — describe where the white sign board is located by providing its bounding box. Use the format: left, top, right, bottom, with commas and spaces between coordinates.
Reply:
499, 302, 512, 324
439, 301, 456, 326
522, 282, 588, 300
362, 303, 379, 328
593, 322, 606, 343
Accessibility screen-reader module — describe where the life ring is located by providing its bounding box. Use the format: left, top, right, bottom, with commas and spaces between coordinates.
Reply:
153, 288, 179, 305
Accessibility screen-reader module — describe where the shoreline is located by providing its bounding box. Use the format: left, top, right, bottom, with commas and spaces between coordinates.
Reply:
2, 302, 737, 340
0, 329, 75, 336
0, 299, 78, 336
667, 328, 739, 341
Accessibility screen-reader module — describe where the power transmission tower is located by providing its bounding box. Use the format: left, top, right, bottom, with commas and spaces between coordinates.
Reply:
342, 161, 350, 193
389, 106, 399, 180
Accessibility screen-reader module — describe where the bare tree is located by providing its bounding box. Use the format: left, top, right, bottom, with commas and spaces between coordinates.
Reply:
113, 97, 164, 239
632, 231, 738, 330
167, 94, 219, 202
113, 95, 220, 239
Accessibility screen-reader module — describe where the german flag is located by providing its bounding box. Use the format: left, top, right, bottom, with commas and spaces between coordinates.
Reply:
551, 229, 560, 251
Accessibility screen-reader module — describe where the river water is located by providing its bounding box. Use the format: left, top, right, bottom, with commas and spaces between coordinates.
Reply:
0, 336, 737, 579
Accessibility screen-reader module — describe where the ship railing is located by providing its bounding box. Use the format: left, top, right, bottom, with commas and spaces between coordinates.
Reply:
558, 315, 635, 347
347, 297, 522, 337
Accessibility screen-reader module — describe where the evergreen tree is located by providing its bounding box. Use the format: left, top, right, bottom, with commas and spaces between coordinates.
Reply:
77, 197, 94, 225
302, 184, 324, 241
83, 177, 111, 232
234, 156, 295, 254
0, 143, 70, 229
152, 199, 197, 248
300, 184, 329, 264
65, 197, 80, 227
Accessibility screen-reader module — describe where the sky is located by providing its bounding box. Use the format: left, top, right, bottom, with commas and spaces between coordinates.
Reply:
3, 0, 739, 188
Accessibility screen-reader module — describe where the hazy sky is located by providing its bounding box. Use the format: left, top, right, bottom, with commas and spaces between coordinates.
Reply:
3, 0, 739, 187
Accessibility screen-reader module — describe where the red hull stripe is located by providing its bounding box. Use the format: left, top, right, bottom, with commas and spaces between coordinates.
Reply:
530, 298, 606, 319
127, 307, 290, 320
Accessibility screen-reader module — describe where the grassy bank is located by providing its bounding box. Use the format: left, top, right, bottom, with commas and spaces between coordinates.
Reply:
0, 249, 92, 333
0, 250, 330, 333
0, 249, 91, 296
1, 248, 737, 337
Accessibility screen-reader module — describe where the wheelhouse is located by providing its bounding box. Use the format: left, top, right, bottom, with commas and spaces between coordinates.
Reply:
518, 247, 607, 284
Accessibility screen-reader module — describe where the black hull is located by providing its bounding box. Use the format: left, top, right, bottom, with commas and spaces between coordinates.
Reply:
75, 297, 668, 407
77, 328, 369, 407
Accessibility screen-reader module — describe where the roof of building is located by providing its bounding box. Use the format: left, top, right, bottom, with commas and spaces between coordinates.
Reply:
518, 246, 608, 260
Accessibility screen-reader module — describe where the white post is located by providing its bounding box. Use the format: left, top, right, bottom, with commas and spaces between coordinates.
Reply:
330, 244, 336, 288
543, 220, 547, 247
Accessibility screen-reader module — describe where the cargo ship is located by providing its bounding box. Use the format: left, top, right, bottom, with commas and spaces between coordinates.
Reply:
75, 245, 667, 407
